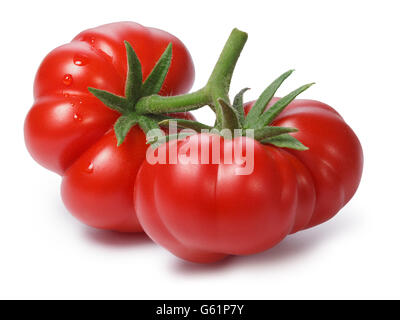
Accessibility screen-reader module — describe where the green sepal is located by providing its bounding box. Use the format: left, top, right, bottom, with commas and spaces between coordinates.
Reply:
148, 131, 196, 149
159, 119, 213, 132
232, 88, 249, 125
262, 133, 308, 150
218, 98, 242, 130
253, 126, 298, 141
137, 116, 165, 148
141, 43, 173, 96
244, 69, 294, 128
138, 116, 160, 134
124, 41, 143, 106
114, 113, 140, 146
255, 82, 315, 128
88, 88, 128, 114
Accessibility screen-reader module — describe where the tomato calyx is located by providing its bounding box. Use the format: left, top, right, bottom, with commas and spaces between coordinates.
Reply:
157, 69, 314, 150
88, 41, 174, 146
89, 29, 250, 147
88, 28, 313, 150
135, 29, 313, 150
239, 69, 314, 150
135, 29, 249, 126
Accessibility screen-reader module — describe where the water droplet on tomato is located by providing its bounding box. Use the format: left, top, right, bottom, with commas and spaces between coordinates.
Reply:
73, 113, 82, 121
63, 74, 73, 85
85, 162, 94, 173
73, 55, 88, 66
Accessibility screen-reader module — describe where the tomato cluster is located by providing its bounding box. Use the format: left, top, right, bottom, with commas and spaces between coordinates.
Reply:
25, 22, 363, 263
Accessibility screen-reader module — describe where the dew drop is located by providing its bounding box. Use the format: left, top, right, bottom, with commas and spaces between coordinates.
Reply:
73, 113, 82, 121
73, 54, 88, 66
63, 74, 73, 85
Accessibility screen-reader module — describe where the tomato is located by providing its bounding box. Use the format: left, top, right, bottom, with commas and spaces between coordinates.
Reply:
25, 22, 194, 174
134, 99, 363, 263
61, 112, 195, 232
24, 22, 195, 232
245, 98, 363, 228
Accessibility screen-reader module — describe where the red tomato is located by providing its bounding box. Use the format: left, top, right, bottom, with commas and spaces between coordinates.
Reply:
245, 98, 364, 228
134, 99, 363, 262
24, 22, 195, 232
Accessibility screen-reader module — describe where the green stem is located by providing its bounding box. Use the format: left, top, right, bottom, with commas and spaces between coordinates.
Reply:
135, 89, 208, 114
205, 28, 248, 106
135, 28, 248, 120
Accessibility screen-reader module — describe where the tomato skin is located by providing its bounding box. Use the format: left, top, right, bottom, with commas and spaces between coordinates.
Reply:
26, 22, 194, 175
135, 99, 363, 262
24, 95, 119, 175
24, 22, 195, 232
73, 22, 194, 96
135, 134, 315, 263
245, 98, 363, 228
61, 127, 147, 232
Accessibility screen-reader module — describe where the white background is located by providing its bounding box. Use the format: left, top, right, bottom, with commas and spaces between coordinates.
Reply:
0, 0, 399, 299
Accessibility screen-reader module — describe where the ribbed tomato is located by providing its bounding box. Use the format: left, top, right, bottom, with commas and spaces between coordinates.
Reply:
135, 98, 363, 262
24, 22, 195, 232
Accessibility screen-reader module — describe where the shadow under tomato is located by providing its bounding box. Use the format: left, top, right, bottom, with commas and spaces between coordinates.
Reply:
83, 227, 153, 248
171, 207, 361, 274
